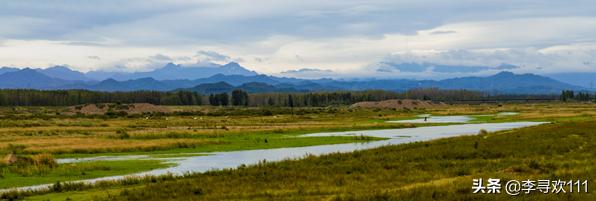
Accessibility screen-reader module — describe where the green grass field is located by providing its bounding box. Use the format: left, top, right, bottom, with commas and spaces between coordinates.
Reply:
0, 103, 593, 200
19, 117, 595, 201
0, 160, 171, 189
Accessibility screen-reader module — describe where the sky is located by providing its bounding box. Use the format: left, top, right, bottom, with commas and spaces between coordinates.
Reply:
1, 0, 596, 79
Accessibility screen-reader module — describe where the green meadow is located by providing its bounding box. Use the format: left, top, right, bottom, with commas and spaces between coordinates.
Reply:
0, 102, 592, 200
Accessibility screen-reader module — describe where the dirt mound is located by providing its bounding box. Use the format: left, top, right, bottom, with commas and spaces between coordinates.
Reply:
351, 99, 445, 109
77, 104, 104, 114
70, 103, 171, 115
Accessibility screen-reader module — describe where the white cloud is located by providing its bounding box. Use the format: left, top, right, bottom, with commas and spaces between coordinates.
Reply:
237, 17, 596, 75
278, 68, 335, 79
1, 1, 596, 78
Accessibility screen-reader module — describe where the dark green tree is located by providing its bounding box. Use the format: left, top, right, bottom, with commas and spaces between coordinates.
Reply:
209, 94, 218, 106
231, 89, 249, 106
288, 94, 294, 108
560, 90, 574, 101
217, 93, 229, 106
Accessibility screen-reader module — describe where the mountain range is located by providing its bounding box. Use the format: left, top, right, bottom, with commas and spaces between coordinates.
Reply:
0, 62, 256, 81
85, 62, 257, 81
0, 62, 587, 94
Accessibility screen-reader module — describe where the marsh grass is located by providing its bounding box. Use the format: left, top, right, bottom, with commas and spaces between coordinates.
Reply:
0, 159, 171, 190
0, 106, 411, 156
0, 137, 220, 154
0, 153, 57, 178
0, 103, 593, 200
51, 120, 592, 201
1, 103, 593, 157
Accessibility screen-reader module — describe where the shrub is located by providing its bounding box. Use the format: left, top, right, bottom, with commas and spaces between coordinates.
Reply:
31, 153, 57, 168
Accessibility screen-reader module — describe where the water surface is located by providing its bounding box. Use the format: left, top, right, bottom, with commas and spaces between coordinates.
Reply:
2, 121, 545, 193
387, 115, 473, 123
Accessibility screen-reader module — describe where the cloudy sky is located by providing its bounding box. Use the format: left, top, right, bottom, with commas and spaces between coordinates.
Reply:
1, 0, 596, 79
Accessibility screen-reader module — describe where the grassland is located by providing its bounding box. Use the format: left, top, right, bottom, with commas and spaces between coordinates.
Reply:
0, 102, 594, 200
0, 106, 410, 190
0, 106, 410, 156
0, 160, 171, 189
18, 112, 595, 201
2, 103, 594, 157
0, 106, 406, 189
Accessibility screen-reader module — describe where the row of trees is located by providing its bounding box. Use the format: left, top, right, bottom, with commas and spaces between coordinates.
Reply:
0, 88, 591, 107
560, 90, 595, 102
0, 89, 202, 106
247, 90, 401, 107
208, 90, 249, 106
0, 89, 408, 107
245, 89, 562, 106
208, 93, 229, 106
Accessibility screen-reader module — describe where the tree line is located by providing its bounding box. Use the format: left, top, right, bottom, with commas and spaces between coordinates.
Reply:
560, 90, 595, 102
0, 89, 202, 106
0, 88, 591, 107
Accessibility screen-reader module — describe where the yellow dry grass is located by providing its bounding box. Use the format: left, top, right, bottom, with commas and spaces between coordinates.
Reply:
0, 137, 217, 154
0, 102, 593, 155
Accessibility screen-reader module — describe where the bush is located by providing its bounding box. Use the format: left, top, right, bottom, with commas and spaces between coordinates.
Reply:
31, 153, 57, 168
2, 153, 58, 176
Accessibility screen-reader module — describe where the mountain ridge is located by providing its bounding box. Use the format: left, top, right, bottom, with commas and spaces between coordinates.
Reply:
85, 62, 258, 81
0, 63, 587, 94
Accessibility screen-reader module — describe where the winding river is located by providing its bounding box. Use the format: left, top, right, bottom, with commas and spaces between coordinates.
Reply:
1, 115, 545, 193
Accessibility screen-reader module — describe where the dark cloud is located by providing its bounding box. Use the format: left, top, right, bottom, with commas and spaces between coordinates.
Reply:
1, 1, 596, 77
2, 1, 595, 45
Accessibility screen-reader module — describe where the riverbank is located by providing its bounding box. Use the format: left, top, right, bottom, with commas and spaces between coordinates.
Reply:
19, 119, 595, 201
0, 103, 594, 200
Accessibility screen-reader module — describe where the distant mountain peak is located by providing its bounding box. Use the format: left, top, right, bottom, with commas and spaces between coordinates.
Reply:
100, 78, 118, 83
20, 67, 36, 72
163, 62, 179, 69
210, 73, 227, 78
490, 71, 547, 79
36, 65, 91, 81
86, 62, 257, 81
136, 77, 159, 82
221, 62, 251, 71
0, 64, 584, 94
46, 65, 69, 70
213, 81, 233, 86
493, 71, 515, 76
0, 68, 75, 89
223, 62, 240, 67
